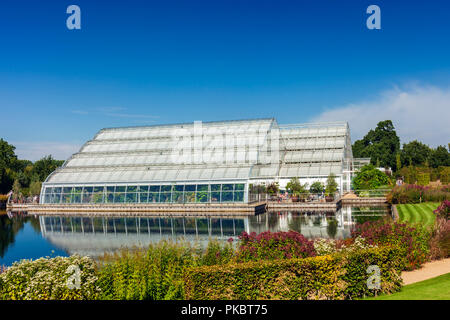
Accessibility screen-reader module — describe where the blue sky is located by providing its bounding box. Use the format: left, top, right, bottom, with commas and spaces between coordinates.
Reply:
0, 0, 449, 160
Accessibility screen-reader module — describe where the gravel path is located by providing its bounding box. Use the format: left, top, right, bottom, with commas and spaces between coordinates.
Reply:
402, 258, 450, 285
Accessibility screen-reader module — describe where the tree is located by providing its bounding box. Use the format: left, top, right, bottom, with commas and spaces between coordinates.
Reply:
286, 178, 308, 196
0, 139, 18, 193
352, 120, 400, 170
352, 164, 390, 190
29, 180, 42, 196
12, 179, 21, 201
325, 173, 338, 197
0, 138, 17, 169
429, 145, 450, 168
266, 182, 279, 195
396, 152, 402, 173
309, 181, 324, 194
31, 155, 64, 182
400, 140, 432, 167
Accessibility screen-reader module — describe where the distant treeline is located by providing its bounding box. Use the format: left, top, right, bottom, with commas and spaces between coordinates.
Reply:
0, 138, 64, 196
352, 120, 450, 172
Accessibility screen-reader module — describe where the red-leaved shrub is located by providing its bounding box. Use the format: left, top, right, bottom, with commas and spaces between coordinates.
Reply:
351, 218, 431, 270
236, 231, 316, 262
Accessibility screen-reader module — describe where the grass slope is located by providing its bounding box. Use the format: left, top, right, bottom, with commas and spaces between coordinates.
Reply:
367, 272, 450, 300
396, 202, 439, 227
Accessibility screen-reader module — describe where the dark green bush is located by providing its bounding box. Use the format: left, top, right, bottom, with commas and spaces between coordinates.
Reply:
184, 246, 404, 300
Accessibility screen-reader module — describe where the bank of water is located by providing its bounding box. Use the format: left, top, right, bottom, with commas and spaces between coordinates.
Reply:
0, 206, 390, 266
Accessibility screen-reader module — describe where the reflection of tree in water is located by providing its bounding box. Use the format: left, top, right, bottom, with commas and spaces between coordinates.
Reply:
0, 214, 41, 258
351, 206, 390, 225
287, 212, 302, 233
248, 212, 280, 233
327, 218, 338, 239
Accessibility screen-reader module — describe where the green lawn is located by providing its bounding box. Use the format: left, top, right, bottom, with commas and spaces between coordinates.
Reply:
396, 202, 439, 227
366, 272, 450, 300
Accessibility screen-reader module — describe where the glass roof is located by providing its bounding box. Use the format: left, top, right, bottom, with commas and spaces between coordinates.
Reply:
44, 119, 352, 185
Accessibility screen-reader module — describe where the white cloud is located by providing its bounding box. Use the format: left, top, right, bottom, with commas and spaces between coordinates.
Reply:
312, 85, 450, 147
13, 142, 82, 162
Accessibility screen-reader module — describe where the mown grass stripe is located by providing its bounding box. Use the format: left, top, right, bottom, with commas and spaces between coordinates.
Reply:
406, 204, 421, 224
397, 202, 440, 227
415, 203, 435, 227
396, 205, 406, 221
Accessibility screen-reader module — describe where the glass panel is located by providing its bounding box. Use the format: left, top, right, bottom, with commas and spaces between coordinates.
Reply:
82, 189, 92, 203
184, 190, 195, 203
174, 185, 184, 192
72, 187, 82, 203
185, 185, 196, 192
53, 193, 61, 204
138, 186, 149, 192
161, 185, 172, 193
62, 193, 72, 203
235, 184, 245, 191
222, 191, 233, 202
196, 190, 209, 203
148, 191, 159, 203
63, 187, 72, 193
172, 189, 184, 203
93, 186, 104, 193
234, 191, 244, 202
197, 184, 208, 191
211, 184, 221, 191
126, 186, 137, 193
107, 186, 115, 192
159, 192, 171, 203
115, 186, 126, 193
114, 193, 125, 203
126, 192, 137, 203
92, 191, 104, 203
106, 192, 114, 203
139, 192, 148, 203
211, 192, 220, 202
149, 185, 160, 192
222, 184, 233, 191
53, 187, 62, 193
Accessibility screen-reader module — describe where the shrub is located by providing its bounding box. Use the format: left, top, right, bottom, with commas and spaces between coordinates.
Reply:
325, 173, 338, 197
417, 173, 430, 186
314, 236, 377, 256
236, 231, 316, 262
309, 181, 324, 194
429, 217, 450, 260
198, 239, 235, 266
387, 184, 450, 204
96, 241, 198, 300
352, 164, 390, 190
0, 255, 100, 300
351, 219, 431, 270
184, 246, 404, 300
433, 200, 450, 220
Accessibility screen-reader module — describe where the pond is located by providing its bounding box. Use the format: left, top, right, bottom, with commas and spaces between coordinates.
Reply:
0, 206, 391, 266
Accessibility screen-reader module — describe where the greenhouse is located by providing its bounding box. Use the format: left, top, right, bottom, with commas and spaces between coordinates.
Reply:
40, 118, 356, 204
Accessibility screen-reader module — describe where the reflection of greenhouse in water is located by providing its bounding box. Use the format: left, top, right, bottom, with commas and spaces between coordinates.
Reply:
38, 206, 390, 257
39, 215, 249, 256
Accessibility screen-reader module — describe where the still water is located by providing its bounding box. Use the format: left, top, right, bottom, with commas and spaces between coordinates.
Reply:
0, 206, 390, 266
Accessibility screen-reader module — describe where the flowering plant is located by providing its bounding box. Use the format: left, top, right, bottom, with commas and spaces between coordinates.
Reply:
351, 219, 431, 270
433, 200, 450, 220
236, 231, 316, 262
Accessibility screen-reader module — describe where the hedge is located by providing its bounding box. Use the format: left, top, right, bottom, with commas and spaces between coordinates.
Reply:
184, 246, 404, 300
